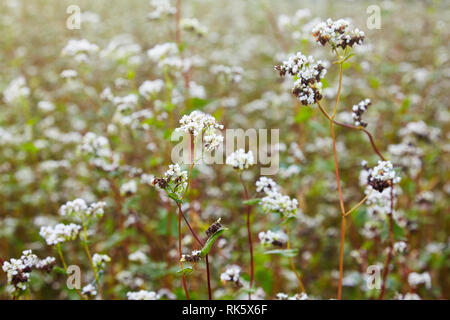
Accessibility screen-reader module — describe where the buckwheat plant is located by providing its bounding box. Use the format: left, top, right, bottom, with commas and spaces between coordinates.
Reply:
276, 18, 401, 299
152, 110, 226, 300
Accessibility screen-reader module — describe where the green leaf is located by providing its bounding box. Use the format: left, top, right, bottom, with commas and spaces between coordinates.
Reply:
189, 98, 208, 109
243, 198, 260, 206
176, 266, 193, 276
52, 266, 67, 275
200, 227, 227, 257
167, 193, 183, 204
294, 107, 313, 123
264, 249, 298, 257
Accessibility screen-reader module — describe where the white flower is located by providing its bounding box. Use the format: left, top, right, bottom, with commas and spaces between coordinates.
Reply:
92, 253, 111, 270
147, 42, 178, 61
395, 292, 421, 300
39, 223, 81, 245
258, 230, 288, 246
189, 81, 206, 99
312, 18, 364, 49
129, 250, 148, 264
261, 191, 298, 216
148, 0, 176, 20
59, 199, 106, 222
138, 80, 164, 99
127, 290, 160, 300
3, 76, 30, 104
2, 250, 39, 293
351, 99, 371, 127
120, 180, 137, 196
175, 110, 223, 137
276, 52, 326, 106
60, 69, 78, 79
276, 292, 289, 300
181, 18, 208, 36
220, 265, 241, 283
175, 110, 223, 151
394, 241, 407, 254
226, 149, 255, 170
79, 132, 112, 158
82, 284, 97, 297
37, 101, 55, 112
255, 177, 279, 193
369, 160, 401, 186
61, 39, 99, 62
408, 272, 431, 289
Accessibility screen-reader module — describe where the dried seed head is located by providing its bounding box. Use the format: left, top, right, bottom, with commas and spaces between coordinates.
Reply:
206, 218, 222, 238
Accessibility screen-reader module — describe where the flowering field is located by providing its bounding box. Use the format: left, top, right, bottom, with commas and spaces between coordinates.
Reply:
0, 0, 448, 301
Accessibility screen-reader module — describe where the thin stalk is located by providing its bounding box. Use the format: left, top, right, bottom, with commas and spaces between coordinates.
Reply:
317, 101, 385, 161
177, 203, 212, 300
178, 207, 190, 299
239, 174, 254, 300
329, 61, 347, 300
82, 226, 103, 300
379, 186, 395, 300
56, 244, 86, 300
286, 224, 306, 293
344, 193, 370, 217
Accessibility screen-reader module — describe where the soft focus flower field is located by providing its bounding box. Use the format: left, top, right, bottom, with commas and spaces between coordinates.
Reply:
0, 0, 449, 300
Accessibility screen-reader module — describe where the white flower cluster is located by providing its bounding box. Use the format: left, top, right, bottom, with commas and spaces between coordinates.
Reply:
129, 250, 148, 264
226, 149, 255, 170
394, 241, 407, 254
164, 163, 188, 184
79, 132, 112, 158
255, 177, 279, 193
220, 265, 241, 283
369, 160, 401, 186
59, 198, 106, 222
399, 120, 440, 142
256, 177, 298, 217
258, 230, 288, 247
276, 292, 308, 300
408, 272, 431, 289
138, 80, 164, 99
35, 256, 56, 271
276, 52, 326, 105
61, 39, 99, 62
127, 290, 161, 300
364, 186, 398, 219
2, 250, 38, 293
113, 94, 139, 113
147, 42, 178, 61
312, 18, 364, 49
152, 163, 188, 198
3, 76, 30, 105
120, 180, 138, 196
82, 283, 97, 297
2, 250, 55, 294
148, 0, 176, 20
39, 223, 81, 245
181, 18, 208, 36
352, 98, 371, 127
79, 132, 119, 171
92, 253, 111, 271
210, 65, 243, 83
37, 100, 55, 112
60, 69, 78, 79
394, 292, 421, 300
175, 110, 224, 151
